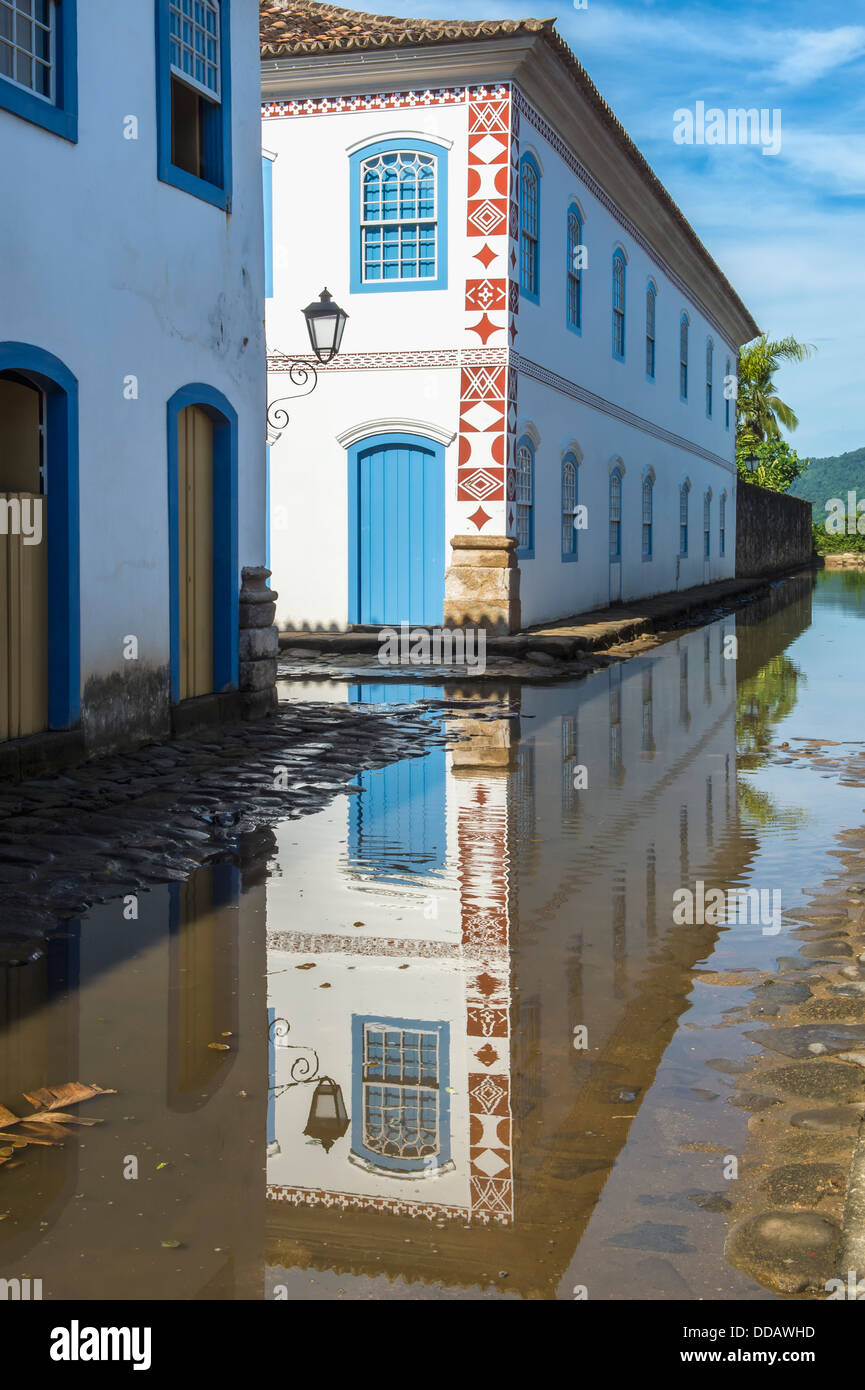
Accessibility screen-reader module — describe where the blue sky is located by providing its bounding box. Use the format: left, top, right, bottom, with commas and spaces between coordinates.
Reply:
343, 0, 865, 459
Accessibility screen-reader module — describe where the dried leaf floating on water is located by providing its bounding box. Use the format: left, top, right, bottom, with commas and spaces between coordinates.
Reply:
207, 1043, 230, 1051
0, 1082, 115, 1164
22, 1083, 115, 1111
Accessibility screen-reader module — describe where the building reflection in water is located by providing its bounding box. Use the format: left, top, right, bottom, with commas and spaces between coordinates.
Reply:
0, 835, 271, 1301
266, 577, 813, 1298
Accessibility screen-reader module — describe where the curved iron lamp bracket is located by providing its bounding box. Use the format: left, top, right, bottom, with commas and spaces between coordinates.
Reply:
266, 359, 319, 444
268, 1015, 321, 1094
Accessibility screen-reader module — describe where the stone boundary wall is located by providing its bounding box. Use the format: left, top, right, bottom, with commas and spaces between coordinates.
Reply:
736, 482, 814, 579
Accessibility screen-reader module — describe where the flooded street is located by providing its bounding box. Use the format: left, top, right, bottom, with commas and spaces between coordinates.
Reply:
3, 569, 865, 1300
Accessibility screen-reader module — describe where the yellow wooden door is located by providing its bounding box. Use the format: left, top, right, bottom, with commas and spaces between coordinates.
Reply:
177, 405, 214, 700
0, 378, 48, 741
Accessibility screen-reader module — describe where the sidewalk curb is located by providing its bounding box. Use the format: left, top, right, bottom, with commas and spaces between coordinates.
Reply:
839, 1113, 865, 1285
279, 567, 816, 662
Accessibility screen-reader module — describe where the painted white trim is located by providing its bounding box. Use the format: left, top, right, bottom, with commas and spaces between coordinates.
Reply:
336, 417, 457, 447
561, 437, 584, 463
345, 128, 454, 155
517, 419, 541, 450
348, 1152, 457, 1180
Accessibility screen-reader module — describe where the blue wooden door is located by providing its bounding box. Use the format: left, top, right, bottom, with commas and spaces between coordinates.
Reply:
350, 433, 445, 626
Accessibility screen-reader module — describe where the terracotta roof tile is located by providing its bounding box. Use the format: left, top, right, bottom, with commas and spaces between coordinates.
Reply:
260, 2, 553, 56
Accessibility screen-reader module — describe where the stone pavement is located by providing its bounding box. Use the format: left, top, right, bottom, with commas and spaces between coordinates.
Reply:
0, 700, 460, 962
277, 575, 801, 683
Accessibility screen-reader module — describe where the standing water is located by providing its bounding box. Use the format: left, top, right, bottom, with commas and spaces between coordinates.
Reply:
2, 570, 865, 1300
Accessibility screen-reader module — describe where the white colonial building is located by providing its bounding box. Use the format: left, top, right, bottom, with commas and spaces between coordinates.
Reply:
0, 0, 267, 767
261, 0, 758, 634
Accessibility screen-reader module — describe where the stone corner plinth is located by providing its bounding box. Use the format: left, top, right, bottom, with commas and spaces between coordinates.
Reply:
239, 566, 278, 716
444, 534, 521, 635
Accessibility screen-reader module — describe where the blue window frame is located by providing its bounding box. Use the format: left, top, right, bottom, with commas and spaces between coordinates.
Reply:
156, 0, 231, 210
720, 492, 726, 555
725, 356, 731, 429
519, 153, 540, 303
706, 338, 713, 417
566, 204, 582, 331
704, 491, 711, 557
349, 138, 447, 293
646, 281, 656, 379
642, 474, 653, 559
612, 251, 626, 360
516, 435, 534, 557
679, 313, 689, 399
609, 468, 622, 559
262, 152, 274, 298
679, 482, 690, 555
0, 0, 77, 141
351, 1016, 451, 1173
562, 452, 578, 560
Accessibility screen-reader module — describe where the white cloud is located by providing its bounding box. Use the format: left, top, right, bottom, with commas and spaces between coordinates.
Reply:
767, 26, 865, 86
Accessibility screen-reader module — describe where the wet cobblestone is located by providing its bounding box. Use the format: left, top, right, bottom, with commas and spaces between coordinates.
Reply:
0, 702, 451, 961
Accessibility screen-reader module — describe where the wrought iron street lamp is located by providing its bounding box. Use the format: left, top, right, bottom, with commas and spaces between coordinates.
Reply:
268, 1016, 349, 1155
745, 452, 758, 475
303, 1077, 350, 1153
302, 287, 348, 364
266, 287, 349, 443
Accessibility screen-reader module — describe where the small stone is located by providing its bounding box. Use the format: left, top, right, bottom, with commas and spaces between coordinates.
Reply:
726, 1210, 841, 1294
790, 1104, 865, 1130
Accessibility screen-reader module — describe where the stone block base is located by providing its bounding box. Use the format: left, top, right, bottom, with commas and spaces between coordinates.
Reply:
239, 566, 278, 706
444, 534, 520, 635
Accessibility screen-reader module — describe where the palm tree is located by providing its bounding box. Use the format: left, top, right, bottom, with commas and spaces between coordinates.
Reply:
736, 335, 815, 448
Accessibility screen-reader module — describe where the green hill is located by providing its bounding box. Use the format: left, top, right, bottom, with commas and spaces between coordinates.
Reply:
790, 446, 865, 508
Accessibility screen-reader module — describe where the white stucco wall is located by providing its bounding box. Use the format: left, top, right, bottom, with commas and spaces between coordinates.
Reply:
264, 76, 742, 631
1, 0, 265, 730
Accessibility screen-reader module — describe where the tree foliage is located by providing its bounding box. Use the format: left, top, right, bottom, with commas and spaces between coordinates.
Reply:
736, 334, 815, 451
736, 437, 807, 493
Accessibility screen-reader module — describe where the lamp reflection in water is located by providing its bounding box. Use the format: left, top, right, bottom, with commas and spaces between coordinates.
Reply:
268, 1016, 348, 1156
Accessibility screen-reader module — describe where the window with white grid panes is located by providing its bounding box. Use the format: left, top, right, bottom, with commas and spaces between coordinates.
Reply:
0, 0, 54, 101
720, 492, 726, 555
520, 157, 539, 298
612, 253, 625, 357
609, 469, 622, 558
361, 149, 437, 282
169, 0, 220, 100
567, 207, 581, 329
680, 315, 689, 398
706, 338, 713, 416
562, 454, 577, 557
642, 475, 653, 558
679, 483, 689, 554
646, 283, 656, 377
516, 441, 533, 552
362, 1024, 440, 1161
704, 491, 711, 557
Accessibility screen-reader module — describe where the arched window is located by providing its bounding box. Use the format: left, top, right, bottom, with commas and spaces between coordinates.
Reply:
704, 490, 711, 557
359, 145, 439, 284
519, 154, 540, 301
516, 437, 534, 555
680, 314, 689, 399
725, 356, 731, 429
720, 492, 727, 555
609, 468, 622, 559
642, 474, 653, 558
706, 338, 714, 416
612, 252, 626, 359
352, 1017, 452, 1174
566, 205, 582, 330
679, 481, 690, 555
562, 453, 578, 559
646, 282, 656, 378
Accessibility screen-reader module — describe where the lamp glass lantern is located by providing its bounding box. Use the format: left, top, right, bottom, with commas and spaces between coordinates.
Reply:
303, 1076, 349, 1153
302, 288, 348, 365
